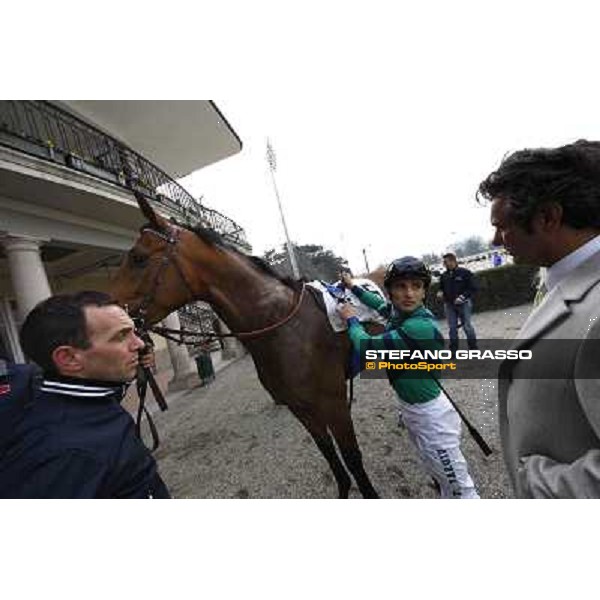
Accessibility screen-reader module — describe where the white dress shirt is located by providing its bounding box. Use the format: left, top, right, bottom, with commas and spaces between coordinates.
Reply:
546, 234, 600, 292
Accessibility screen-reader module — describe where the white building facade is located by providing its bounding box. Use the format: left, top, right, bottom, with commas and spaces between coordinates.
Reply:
0, 100, 247, 389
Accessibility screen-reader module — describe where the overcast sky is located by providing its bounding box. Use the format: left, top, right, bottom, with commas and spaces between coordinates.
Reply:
175, 4, 600, 274
11, 3, 600, 276
181, 97, 500, 272
16, 2, 597, 276
181, 87, 597, 272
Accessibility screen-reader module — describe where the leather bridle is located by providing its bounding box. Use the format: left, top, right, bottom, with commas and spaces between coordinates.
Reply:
129, 223, 306, 341
129, 225, 196, 328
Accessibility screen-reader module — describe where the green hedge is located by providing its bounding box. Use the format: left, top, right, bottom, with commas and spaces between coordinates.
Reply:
427, 263, 539, 318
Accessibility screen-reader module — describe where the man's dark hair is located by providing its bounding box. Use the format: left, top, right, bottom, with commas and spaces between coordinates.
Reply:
477, 139, 600, 232
442, 252, 457, 261
19, 291, 117, 373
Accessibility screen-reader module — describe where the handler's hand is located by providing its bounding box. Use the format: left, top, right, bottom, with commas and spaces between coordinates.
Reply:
338, 303, 358, 320
436, 290, 444, 300
340, 272, 354, 288
139, 348, 156, 370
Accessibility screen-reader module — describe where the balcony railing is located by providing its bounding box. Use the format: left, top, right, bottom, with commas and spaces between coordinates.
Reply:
0, 100, 249, 249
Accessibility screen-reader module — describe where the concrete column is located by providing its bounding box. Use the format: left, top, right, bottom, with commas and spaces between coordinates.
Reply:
162, 310, 201, 392
0, 297, 24, 362
2, 235, 52, 321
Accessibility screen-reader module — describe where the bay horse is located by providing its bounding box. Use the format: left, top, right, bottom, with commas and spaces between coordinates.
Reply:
111, 194, 379, 498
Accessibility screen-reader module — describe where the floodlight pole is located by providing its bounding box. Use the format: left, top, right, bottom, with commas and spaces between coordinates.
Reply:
362, 248, 371, 273
266, 139, 300, 279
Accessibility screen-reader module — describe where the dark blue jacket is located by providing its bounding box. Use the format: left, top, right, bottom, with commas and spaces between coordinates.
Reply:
0, 361, 39, 458
0, 374, 170, 499
439, 266, 477, 303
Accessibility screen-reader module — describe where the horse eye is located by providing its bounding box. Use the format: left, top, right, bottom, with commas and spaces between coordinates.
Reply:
129, 252, 148, 268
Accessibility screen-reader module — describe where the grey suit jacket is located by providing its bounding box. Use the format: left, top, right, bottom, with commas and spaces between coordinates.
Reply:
499, 250, 600, 498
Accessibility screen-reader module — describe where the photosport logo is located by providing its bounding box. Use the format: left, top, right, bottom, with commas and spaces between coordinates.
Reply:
358, 339, 600, 380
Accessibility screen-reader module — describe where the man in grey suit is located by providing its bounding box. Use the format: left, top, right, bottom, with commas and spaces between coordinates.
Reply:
478, 139, 600, 498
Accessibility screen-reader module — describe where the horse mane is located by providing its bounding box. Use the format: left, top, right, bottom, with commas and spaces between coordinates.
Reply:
175, 222, 302, 291
246, 255, 302, 290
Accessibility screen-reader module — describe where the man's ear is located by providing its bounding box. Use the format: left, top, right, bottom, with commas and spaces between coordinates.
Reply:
51, 346, 85, 376
537, 202, 563, 232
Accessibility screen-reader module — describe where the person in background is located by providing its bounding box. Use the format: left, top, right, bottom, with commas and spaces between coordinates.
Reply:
437, 252, 479, 353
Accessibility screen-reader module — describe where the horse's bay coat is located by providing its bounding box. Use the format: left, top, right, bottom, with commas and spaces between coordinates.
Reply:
499, 250, 600, 498
111, 194, 380, 498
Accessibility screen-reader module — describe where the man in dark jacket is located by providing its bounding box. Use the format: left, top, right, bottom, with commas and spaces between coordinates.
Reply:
438, 253, 478, 353
0, 291, 170, 499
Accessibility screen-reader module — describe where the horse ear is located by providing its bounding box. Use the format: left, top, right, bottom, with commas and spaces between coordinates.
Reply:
133, 191, 167, 231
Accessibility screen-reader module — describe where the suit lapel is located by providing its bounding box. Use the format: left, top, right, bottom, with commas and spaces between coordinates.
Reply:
511, 290, 571, 350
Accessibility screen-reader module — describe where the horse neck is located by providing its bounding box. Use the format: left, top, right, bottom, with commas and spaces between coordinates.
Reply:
192, 248, 297, 334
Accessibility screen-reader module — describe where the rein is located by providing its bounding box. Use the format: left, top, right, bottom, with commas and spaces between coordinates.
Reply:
149, 284, 307, 345
133, 329, 169, 453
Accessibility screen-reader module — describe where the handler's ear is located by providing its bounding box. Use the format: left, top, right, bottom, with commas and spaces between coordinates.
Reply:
51, 345, 85, 376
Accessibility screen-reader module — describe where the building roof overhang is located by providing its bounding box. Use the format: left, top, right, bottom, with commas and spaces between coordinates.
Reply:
55, 100, 242, 179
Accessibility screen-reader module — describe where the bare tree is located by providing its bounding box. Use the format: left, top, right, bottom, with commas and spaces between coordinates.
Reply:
421, 252, 441, 266
450, 236, 490, 258
263, 243, 349, 281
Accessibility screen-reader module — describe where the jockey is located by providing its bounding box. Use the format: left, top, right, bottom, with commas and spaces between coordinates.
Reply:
338, 256, 479, 499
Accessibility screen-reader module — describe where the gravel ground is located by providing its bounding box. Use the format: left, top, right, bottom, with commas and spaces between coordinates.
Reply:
151, 304, 532, 499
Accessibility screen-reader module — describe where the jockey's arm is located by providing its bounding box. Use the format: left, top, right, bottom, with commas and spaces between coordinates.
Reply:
345, 315, 442, 353
350, 285, 388, 315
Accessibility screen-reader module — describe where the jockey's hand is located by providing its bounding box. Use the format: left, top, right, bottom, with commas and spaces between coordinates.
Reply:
338, 302, 358, 320
340, 272, 354, 288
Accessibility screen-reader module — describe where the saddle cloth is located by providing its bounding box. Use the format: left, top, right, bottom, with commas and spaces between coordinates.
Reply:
307, 278, 387, 332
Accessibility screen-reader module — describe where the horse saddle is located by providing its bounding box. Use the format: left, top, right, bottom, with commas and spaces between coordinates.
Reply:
306, 279, 387, 379
306, 278, 386, 332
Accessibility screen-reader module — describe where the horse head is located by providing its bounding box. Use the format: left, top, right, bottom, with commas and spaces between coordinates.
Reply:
111, 193, 216, 324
